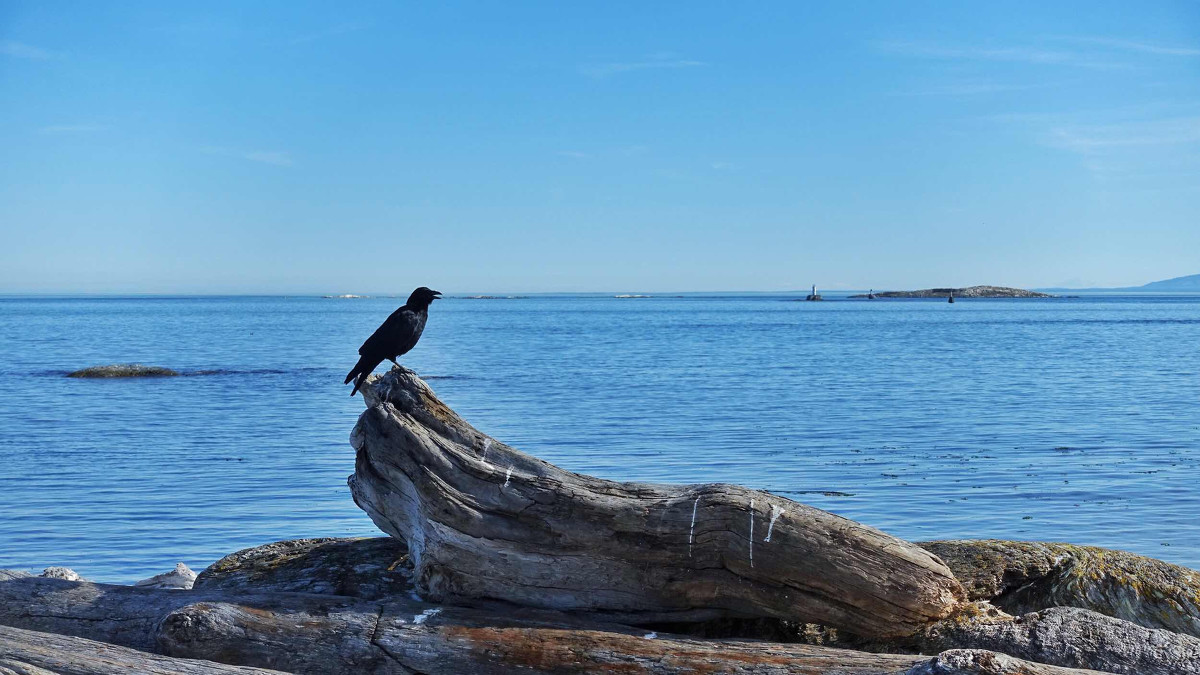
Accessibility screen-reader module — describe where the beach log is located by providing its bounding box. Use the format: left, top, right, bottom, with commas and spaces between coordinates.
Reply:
0, 624, 283, 675
347, 367, 964, 637
158, 599, 1106, 675
0, 571, 374, 654
0, 567, 1110, 675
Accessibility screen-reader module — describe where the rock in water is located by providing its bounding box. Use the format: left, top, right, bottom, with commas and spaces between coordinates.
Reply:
67, 364, 179, 378
135, 563, 196, 590
348, 367, 965, 637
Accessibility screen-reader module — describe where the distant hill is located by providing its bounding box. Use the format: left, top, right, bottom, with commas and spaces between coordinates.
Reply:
1138, 273, 1200, 291
1038, 273, 1200, 292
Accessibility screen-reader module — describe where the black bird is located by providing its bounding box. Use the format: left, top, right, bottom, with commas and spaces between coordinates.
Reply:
344, 286, 441, 396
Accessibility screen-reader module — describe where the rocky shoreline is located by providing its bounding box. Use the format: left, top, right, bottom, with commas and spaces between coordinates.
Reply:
3, 367, 1196, 674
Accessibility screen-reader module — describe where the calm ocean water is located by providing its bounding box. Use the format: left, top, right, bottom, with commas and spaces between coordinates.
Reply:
1, 293, 1198, 582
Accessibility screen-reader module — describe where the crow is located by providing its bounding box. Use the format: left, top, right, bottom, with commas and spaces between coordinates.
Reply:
344, 286, 441, 396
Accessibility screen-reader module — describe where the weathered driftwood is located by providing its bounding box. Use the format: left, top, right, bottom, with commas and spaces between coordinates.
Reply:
904, 605, 1200, 675
348, 367, 964, 636
195, 537, 410, 599
159, 598, 1108, 675
919, 539, 1200, 638
0, 572, 1101, 675
0, 624, 283, 675
0, 571, 373, 653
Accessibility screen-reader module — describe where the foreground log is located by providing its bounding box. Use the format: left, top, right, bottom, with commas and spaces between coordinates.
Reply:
348, 367, 964, 636
0, 624, 283, 675
0, 573, 1102, 675
159, 599, 1106, 675
918, 540, 1200, 638
0, 571, 374, 653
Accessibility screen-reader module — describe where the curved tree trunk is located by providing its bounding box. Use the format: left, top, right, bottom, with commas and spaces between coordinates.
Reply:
348, 367, 964, 637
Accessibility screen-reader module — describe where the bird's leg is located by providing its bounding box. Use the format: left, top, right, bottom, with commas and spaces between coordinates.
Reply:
388, 358, 400, 370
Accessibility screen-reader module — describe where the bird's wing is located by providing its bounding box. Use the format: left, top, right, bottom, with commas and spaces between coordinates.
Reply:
358, 307, 418, 357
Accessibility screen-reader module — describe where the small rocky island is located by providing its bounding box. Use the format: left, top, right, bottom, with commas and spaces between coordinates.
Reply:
3, 367, 1198, 674
850, 285, 1055, 299
67, 364, 179, 378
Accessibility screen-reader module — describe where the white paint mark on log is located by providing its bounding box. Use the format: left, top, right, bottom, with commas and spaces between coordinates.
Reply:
764, 505, 785, 543
643, 632, 658, 639
503, 466, 513, 488
749, 499, 755, 568
481, 438, 492, 463
413, 608, 442, 624
688, 497, 700, 557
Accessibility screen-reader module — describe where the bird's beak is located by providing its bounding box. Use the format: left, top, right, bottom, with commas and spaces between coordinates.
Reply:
432, 290, 442, 299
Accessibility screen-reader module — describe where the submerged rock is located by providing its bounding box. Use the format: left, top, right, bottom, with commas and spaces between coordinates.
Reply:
67, 364, 179, 378
194, 537, 411, 599
919, 539, 1200, 638
135, 563, 196, 590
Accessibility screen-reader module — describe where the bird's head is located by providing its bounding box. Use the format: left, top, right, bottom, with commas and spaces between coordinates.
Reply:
407, 286, 442, 309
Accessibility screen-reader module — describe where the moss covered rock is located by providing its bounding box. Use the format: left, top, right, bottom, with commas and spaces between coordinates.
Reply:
919, 539, 1200, 638
195, 537, 411, 599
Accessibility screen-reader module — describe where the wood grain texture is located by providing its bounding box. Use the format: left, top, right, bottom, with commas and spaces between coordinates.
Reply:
348, 367, 964, 637
0, 624, 283, 675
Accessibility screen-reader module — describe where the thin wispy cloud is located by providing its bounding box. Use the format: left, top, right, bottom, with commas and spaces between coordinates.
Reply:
1055, 36, 1200, 57
201, 146, 295, 167
39, 124, 107, 134
894, 81, 1049, 97
557, 151, 592, 159
581, 53, 706, 78
876, 40, 1124, 69
1047, 116, 1200, 152
289, 22, 367, 45
1, 40, 60, 60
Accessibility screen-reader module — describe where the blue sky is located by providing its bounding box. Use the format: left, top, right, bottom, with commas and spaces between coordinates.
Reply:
2, 1, 1198, 293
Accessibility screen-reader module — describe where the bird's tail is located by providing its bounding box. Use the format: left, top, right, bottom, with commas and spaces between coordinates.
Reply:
344, 355, 379, 396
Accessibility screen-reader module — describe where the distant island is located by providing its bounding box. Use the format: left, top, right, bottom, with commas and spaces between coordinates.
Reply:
849, 285, 1054, 299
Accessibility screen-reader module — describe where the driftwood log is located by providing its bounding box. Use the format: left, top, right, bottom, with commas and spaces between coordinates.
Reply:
0, 624, 282, 675
348, 367, 964, 637
0, 572, 1107, 675
159, 599, 1112, 675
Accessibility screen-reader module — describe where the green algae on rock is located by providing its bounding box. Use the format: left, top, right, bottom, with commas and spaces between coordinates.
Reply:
195, 537, 411, 600
919, 539, 1200, 639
